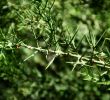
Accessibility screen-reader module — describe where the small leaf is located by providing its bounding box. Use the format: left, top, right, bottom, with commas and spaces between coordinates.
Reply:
95, 30, 107, 48
76, 34, 85, 50
68, 26, 79, 45
45, 54, 58, 69
85, 35, 92, 47
24, 51, 38, 62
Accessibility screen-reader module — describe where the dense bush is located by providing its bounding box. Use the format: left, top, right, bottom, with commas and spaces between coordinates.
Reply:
0, 0, 110, 100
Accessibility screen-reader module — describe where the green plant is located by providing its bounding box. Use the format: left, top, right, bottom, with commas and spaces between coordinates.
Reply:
1, 0, 110, 100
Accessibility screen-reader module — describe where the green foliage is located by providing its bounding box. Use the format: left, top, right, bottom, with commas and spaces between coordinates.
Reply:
1, 0, 110, 100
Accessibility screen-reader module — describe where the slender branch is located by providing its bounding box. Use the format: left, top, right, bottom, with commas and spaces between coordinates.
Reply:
21, 43, 110, 69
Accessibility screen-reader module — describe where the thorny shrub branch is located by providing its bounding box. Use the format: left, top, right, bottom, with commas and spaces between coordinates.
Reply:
21, 42, 110, 69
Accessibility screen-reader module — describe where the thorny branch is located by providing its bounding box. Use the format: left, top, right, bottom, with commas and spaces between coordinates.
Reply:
21, 43, 110, 69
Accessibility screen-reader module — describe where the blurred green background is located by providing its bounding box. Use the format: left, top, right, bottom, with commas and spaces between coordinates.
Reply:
0, 0, 110, 100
